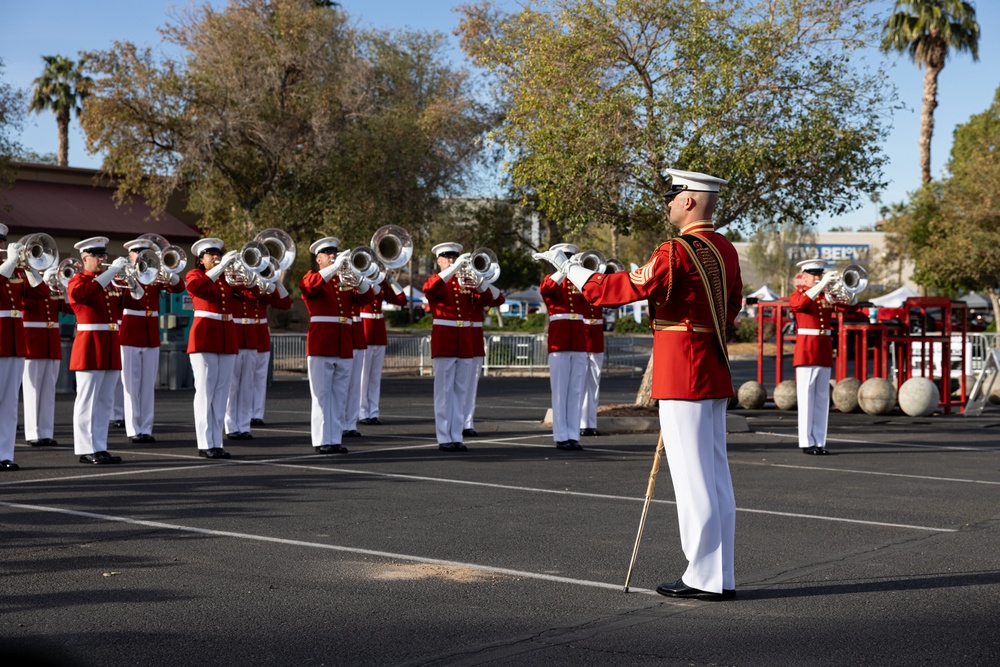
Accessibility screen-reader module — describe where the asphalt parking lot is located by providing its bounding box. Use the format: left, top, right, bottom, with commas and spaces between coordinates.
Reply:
2, 361, 999, 666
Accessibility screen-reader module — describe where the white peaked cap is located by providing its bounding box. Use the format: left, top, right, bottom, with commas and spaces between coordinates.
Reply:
192, 238, 225, 257
0, 223, 8, 237
74, 236, 110, 253
796, 258, 828, 272
309, 237, 340, 254
124, 238, 155, 252
432, 242, 463, 256
549, 243, 579, 256
665, 168, 728, 194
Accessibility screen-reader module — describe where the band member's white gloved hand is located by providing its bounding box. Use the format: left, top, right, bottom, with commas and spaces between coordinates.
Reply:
437, 253, 471, 284
0, 242, 23, 279
26, 267, 43, 288
206, 252, 236, 282
388, 276, 404, 295
43, 267, 60, 292
169, 272, 181, 286
565, 252, 596, 291
476, 264, 499, 292
805, 272, 835, 300
275, 281, 288, 299
532, 249, 569, 274
96, 258, 128, 288
356, 277, 372, 294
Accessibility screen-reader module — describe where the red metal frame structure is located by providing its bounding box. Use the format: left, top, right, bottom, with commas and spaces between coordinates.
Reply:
755, 300, 792, 387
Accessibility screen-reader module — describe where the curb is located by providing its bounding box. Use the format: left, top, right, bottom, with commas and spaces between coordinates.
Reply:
542, 408, 749, 434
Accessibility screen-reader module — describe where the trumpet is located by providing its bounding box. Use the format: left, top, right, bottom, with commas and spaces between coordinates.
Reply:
155, 244, 187, 285
57, 257, 82, 289
0, 233, 59, 272
823, 264, 868, 305
371, 225, 412, 270
225, 241, 270, 286
338, 246, 378, 288
459, 247, 498, 289
576, 249, 607, 273
254, 229, 296, 272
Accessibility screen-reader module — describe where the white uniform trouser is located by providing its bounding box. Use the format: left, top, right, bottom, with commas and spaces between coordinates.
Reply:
308, 355, 352, 447
433, 357, 474, 444
659, 398, 736, 594
343, 348, 365, 430
0, 357, 25, 461
549, 351, 587, 442
463, 356, 483, 430
190, 352, 237, 450
796, 365, 831, 449
74, 369, 119, 455
359, 344, 386, 420
580, 351, 603, 429
225, 348, 258, 434
121, 345, 159, 437
22, 358, 58, 442
252, 350, 270, 420
112, 374, 124, 421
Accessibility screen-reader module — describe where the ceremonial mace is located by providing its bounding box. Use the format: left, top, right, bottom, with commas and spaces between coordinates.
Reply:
623, 430, 665, 593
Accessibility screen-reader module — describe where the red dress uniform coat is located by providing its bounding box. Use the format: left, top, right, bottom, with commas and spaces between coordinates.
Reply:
788, 289, 859, 368
350, 295, 368, 352
467, 287, 505, 357
540, 276, 590, 353
231, 286, 262, 351
423, 274, 491, 359
253, 290, 293, 353
581, 222, 742, 400
1, 269, 44, 357
185, 268, 245, 355
361, 286, 408, 347
120, 281, 185, 348
582, 299, 605, 354
67, 271, 126, 371
22, 285, 71, 360
300, 271, 375, 359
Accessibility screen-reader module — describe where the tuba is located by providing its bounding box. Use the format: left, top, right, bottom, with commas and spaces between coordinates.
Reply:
225, 241, 270, 286
254, 229, 296, 272
2, 233, 59, 272
823, 264, 868, 305
371, 225, 413, 270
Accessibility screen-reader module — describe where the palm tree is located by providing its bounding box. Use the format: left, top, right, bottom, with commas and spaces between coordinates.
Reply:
882, 1, 979, 184
29, 55, 92, 167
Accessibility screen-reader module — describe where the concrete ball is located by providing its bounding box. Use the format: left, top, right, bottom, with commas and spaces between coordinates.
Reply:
989, 379, 1000, 405
773, 380, 798, 410
832, 377, 862, 413
737, 381, 767, 409
898, 377, 940, 417
858, 377, 897, 416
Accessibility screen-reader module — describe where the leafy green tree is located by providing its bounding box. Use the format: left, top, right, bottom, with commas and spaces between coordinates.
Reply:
29, 55, 92, 167
747, 223, 816, 297
881, 1, 980, 184
458, 0, 894, 237
0, 59, 25, 190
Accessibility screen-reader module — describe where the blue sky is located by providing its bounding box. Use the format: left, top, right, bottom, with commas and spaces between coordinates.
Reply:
4, 0, 999, 232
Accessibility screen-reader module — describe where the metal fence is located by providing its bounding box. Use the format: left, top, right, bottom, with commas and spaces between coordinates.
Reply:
271, 332, 652, 377
967, 333, 1000, 374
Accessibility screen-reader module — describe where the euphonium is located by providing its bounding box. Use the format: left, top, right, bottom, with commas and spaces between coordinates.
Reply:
371, 225, 413, 270
253, 256, 282, 289
225, 241, 270, 286
338, 246, 378, 288
459, 247, 498, 289
137, 233, 170, 252
823, 264, 868, 305
2, 233, 59, 272
254, 229, 296, 272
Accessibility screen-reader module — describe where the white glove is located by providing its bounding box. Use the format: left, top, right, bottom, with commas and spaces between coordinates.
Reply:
95, 267, 119, 288
387, 277, 404, 295
220, 250, 240, 268
805, 272, 834, 300
275, 282, 288, 299
356, 277, 371, 294
26, 267, 43, 288
532, 249, 569, 274
437, 253, 471, 284
169, 272, 181, 286
565, 260, 596, 291
110, 256, 130, 275
43, 267, 59, 287
0, 242, 23, 279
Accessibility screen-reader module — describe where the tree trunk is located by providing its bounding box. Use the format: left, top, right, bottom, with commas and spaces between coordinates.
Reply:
919, 63, 942, 184
634, 354, 655, 407
610, 227, 619, 259
57, 110, 70, 167
992, 293, 1000, 343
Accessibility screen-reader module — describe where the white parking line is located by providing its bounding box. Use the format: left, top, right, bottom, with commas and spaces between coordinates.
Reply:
0, 499, 654, 595
753, 430, 987, 452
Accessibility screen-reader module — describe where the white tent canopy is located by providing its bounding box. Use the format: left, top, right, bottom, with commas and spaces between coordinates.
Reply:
747, 284, 779, 301
870, 286, 920, 308
959, 292, 991, 309
383, 285, 426, 311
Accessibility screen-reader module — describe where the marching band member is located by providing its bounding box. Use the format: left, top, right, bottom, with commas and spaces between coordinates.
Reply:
300, 237, 375, 454
186, 238, 245, 459
342, 279, 371, 439
111, 375, 125, 428
422, 242, 490, 452
579, 278, 606, 437
0, 225, 44, 471
67, 236, 131, 465
21, 266, 71, 447
461, 263, 505, 438
789, 258, 858, 455
357, 275, 407, 426
539, 243, 589, 451
119, 238, 185, 443
225, 283, 262, 440
535, 169, 742, 601
249, 280, 292, 427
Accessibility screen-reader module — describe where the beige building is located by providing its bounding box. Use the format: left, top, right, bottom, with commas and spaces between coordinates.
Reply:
733, 230, 917, 300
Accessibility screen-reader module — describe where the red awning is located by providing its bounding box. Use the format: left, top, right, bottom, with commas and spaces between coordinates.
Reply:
1, 179, 200, 241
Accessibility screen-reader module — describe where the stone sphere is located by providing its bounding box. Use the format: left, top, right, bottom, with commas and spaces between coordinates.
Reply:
773, 380, 798, 410
858, 377, 897, 416
737, 381, 766, 409
832, 377, 862, 413
898, 377, 940, 417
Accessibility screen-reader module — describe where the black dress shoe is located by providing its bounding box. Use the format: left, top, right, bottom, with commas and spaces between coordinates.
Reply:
110, 420, 126, 428
462, 428, 478, 437
130, 435, 145, 444
143, 434, 156, 443
226, 432, 244, 440
454, 442, 468, 451
330, 444, 348, 453
250, 418, 265, 426
241, 432, 254, 440
34, 438, 58, 446
656, 579, 735, 601
803, 446, 830, 455
556, 441, 574, 450
95, 450, 123, 464
0, 459, 19, 471
199, 448, 224, 459
217, 448, 231, 458
342, 429, 362, 438
80, 453, 113, 465
581, 428, 600, 437
569, 440, 583, 450
315, 445, 336, 454
358, 418, 372, 425
367, 417, 383, 425
439, 442, 458, 452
